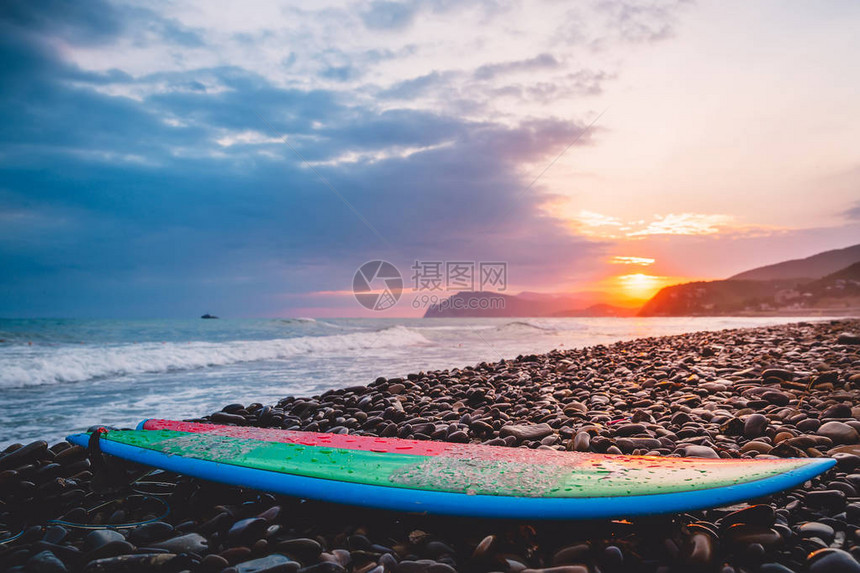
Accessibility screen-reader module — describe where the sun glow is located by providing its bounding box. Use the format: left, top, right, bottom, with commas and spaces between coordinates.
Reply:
614, 273, 671, 302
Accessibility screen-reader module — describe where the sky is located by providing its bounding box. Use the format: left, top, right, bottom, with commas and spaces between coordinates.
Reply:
1, 0, 859, 318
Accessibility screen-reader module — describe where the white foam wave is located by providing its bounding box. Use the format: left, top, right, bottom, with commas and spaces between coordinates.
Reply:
0, 326, 430, 388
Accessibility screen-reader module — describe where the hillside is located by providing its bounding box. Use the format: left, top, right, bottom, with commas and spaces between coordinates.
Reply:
819, 260, 860, 282
729, 243, 860, 280
640, 262, 860, 316
637, 279, 810, 316
639, 243, 860, 316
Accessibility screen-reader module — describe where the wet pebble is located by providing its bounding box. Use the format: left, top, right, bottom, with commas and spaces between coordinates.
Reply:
808, 548, 860, 572
127, 521, 174, 545
500, 423, 553, 441
26, 550, 69, 573
744, 414, 769, 438
819, 422, 860, 445
800, 522, 836, 544
806, 490, 848, 512
228, 518, 269, 546
82, 553, 177, 573
682, 445, 720, 459
235, 554, 298, 573
83, 530, 125, 553
721, 504, 776, 528
152, 532, 208, 554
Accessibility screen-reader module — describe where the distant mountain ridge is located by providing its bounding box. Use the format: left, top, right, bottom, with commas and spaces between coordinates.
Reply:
640, 243, 860, 316
421, 292, 635, 318
730, 243, 860, 280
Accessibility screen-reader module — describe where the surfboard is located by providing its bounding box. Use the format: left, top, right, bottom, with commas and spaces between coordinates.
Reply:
66, 419, 835, 519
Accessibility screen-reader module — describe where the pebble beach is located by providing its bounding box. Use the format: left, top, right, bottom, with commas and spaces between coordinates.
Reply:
2, 319, 859, 573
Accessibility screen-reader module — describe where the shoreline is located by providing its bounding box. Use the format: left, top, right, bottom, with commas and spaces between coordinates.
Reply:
1, 319, 859, 572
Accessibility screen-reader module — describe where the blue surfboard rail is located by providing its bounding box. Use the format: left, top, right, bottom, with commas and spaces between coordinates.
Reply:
67, 431, 836, 520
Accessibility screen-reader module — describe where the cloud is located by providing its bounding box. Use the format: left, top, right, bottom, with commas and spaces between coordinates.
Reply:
844, 201, 860, 220
574, 210, 624, 229
0, 3, 610, 317
380, 71, 455, 100
474, 53, 560, 81
361, 1, 417, 30
320, 64, 361, 82
556, 0, 689, 49
562, 208, 780, 240
628, 213, 734, 236
611, 256, 655, 266
595, 0, 682, 44
0, 0, 703, 317
0, 0, 122, 45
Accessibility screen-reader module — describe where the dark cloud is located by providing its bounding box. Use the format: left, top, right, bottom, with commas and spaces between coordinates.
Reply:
0, 0, 205, 53
0, 0, 122, 45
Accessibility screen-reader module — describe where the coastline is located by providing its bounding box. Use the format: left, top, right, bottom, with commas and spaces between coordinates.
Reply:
1, 319, 858, 572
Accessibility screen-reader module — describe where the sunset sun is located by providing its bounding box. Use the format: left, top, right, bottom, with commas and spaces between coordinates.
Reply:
614, 273, 672, 303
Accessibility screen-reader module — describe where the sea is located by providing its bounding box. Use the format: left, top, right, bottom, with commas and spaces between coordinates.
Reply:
0, 316, 821, 447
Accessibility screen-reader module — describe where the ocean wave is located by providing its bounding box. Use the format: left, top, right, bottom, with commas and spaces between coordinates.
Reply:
0, 326, 430, 389
495, 320, 561, 333
409, 324, 497, 331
